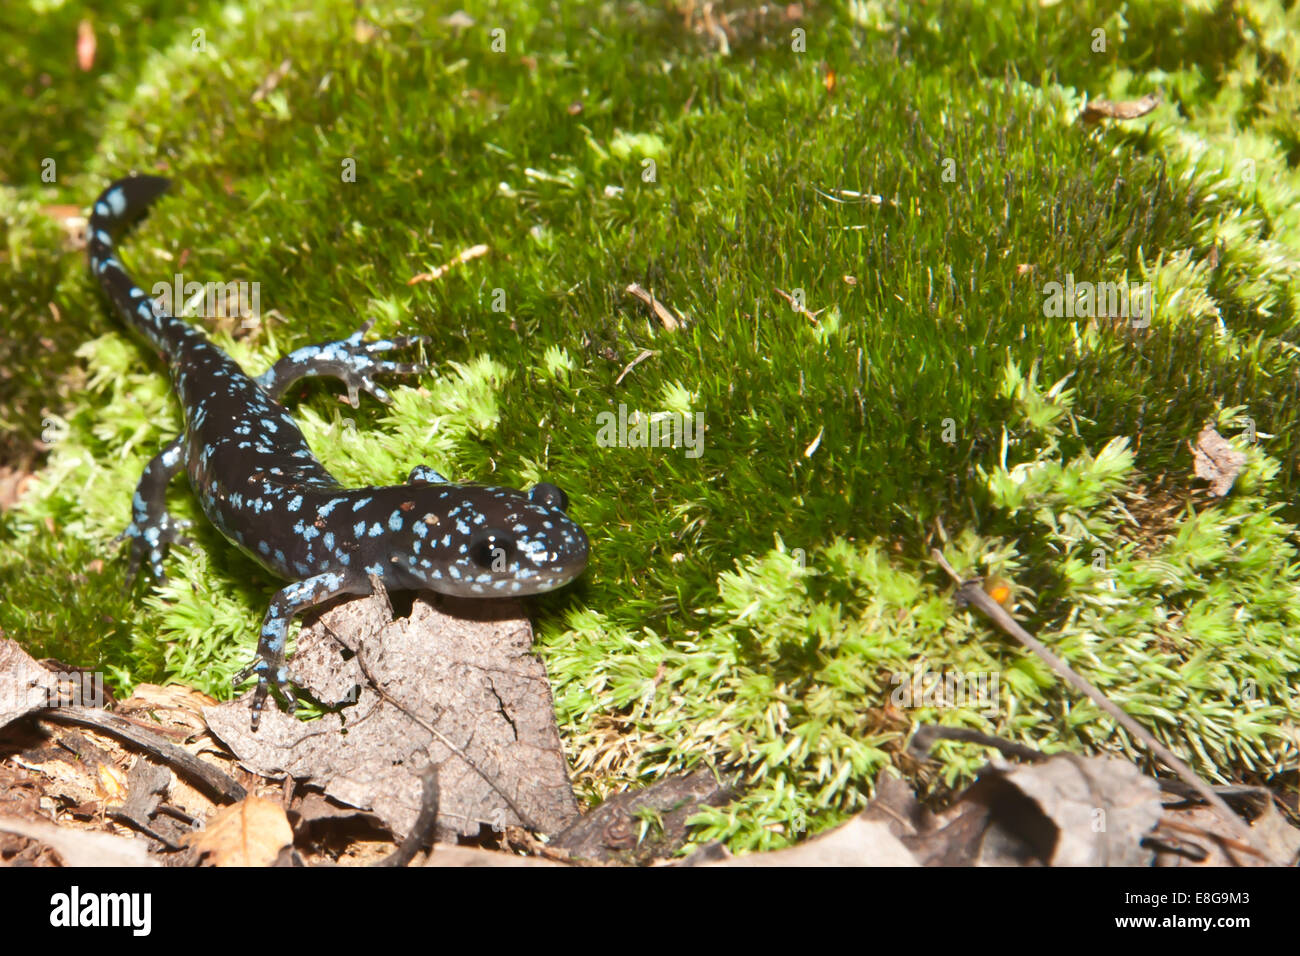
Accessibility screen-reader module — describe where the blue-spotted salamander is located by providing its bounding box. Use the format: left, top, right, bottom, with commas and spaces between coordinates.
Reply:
87, 175, 589, 728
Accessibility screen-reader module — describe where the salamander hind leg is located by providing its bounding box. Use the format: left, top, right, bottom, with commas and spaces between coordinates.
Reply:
114, 436, 192, 586
233, 570, 368, 730
255, 318, 428, 406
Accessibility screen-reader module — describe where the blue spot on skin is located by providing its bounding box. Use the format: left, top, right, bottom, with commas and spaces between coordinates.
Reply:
388, 511, 404, 532
105, 187, 126, 216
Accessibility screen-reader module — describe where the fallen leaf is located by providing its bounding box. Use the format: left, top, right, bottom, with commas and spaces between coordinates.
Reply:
1190, 426, 1246, 497
989, 756, 1162, 866
424, 844, 564, 866
187, 796, 292, 867
0, 639, 61, 729
890, 755, 1161, 866
205, 589, 580, 841
1081, 93, 1161, 123
1152, 801, 1300, 867
0, 816, 155, 866
699, 817, 919, 866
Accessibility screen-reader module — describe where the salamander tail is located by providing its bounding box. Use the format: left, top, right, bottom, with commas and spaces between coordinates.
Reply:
88, 175, 185, 357
87, 175, 171, 238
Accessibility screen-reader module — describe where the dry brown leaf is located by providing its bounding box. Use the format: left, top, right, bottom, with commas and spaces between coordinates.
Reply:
1081, 93, 1162, 123
0, 816, 155, 866
995, 756, 1162, 865
423, 844, 565, 866
1154, 801, 1300, 866
891, 755, 1161, 866
0, 639, 61, 729
205, 589, 579, 841
116, 682, 217, 737
701, 817, 919, 867
187, 796, 292, 866
1190, 426, 1246, 497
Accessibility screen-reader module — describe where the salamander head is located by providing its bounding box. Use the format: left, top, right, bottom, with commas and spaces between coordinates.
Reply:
386, 481, 589, 597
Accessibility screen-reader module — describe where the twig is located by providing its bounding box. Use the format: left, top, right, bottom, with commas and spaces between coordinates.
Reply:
625, 283, 682, 331
376, 765, 439, 867
407, 244, 490, 285
773, 286, 825, 325
909, 725, 1049, 764
1153, 818, 1269, 864
614, 348, 656, 386
37, 707, 247, 803
930, 548, 1278, 863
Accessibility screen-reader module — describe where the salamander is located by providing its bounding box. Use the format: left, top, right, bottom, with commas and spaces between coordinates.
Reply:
87, 175, 589, 729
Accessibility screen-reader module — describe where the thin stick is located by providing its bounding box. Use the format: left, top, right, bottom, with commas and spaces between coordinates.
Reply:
930, 548, 1277, 863
376, 765, 439, 867
38, 707, 247, 803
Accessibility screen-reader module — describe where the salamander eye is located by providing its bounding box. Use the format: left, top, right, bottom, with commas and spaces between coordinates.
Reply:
469, 528, 516, 570
529, 482, 569, 511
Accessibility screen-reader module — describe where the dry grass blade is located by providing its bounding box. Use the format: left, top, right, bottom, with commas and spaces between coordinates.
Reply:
625, 282, 682, 331
930, 548, 1280, 864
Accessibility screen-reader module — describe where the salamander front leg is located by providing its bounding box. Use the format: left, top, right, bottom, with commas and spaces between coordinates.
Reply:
232, 570, 368, 730
113, 436, 192, 586
255, 318, 427, 406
